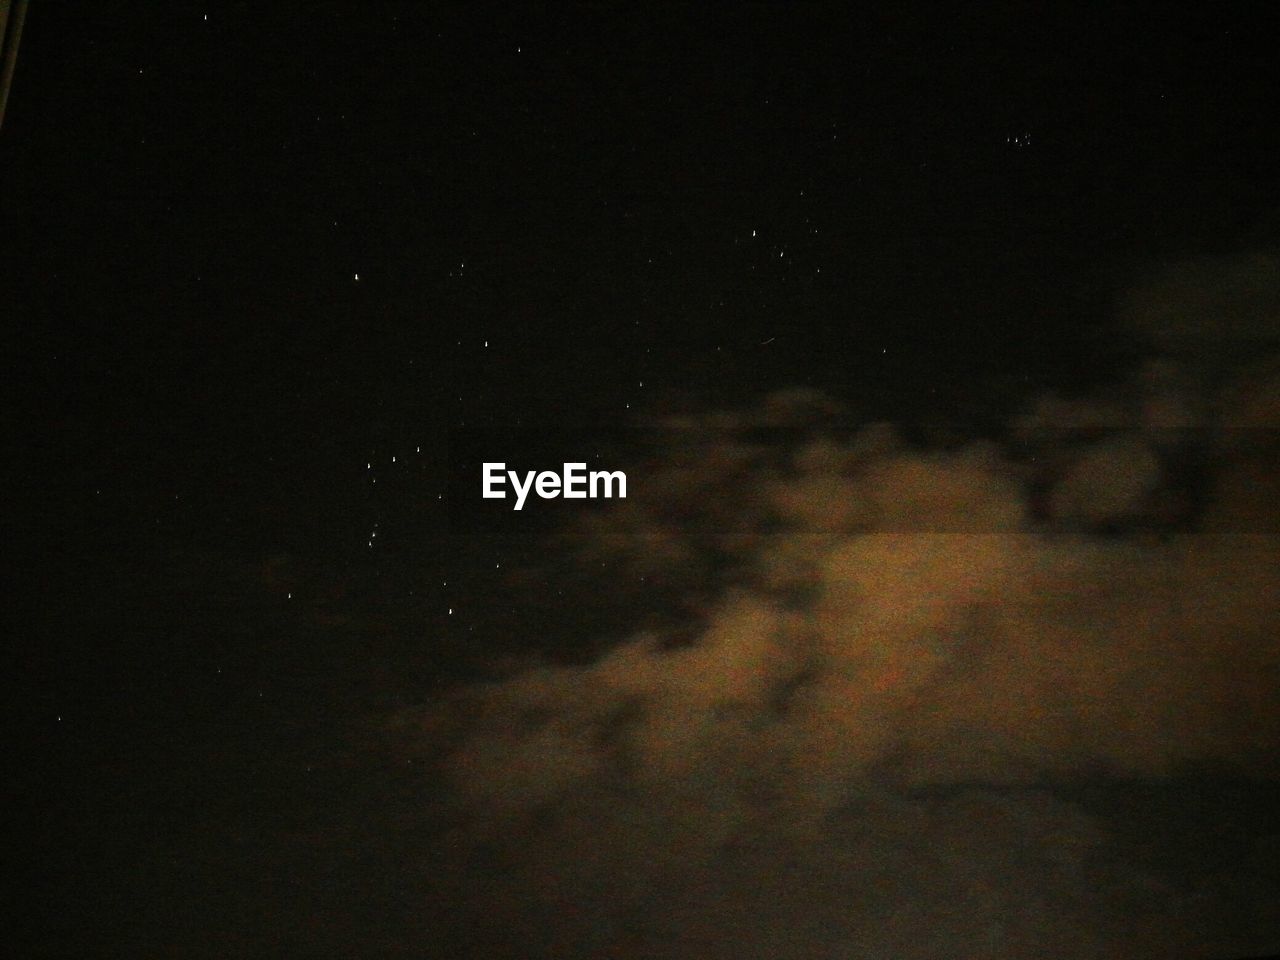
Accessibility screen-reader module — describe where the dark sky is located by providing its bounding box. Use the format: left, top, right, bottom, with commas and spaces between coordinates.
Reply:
4, 3, 1279, 687
4, 4, 1275, 545
5, 4, 1276, 525
5, 6, 1280, 956
6, 3, 1277, 394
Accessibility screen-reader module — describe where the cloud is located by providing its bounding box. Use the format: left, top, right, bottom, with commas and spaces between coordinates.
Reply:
392, 252, 1280, 957
1118, 250, 1280, 357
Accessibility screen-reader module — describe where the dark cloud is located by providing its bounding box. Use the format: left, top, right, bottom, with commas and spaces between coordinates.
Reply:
387, 252, 1280, 957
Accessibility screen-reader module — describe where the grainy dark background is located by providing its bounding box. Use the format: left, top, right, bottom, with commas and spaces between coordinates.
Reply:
4, 2, 1278, 956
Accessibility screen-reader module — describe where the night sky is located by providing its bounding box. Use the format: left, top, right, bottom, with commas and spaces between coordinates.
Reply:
6, 3, 1280, 957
